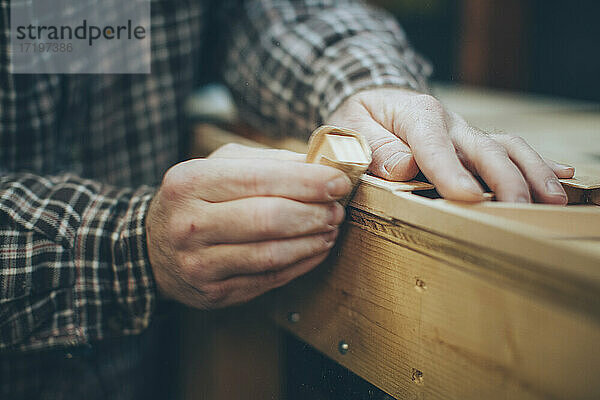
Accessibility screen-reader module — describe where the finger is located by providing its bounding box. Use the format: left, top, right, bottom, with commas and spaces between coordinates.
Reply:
545, 159, 576, 179
346, 117, 419, 181
209, 143, 306, 162
192, 230, 339, 280
492, 135, 568, 204
208, 251, 331, 308
457, 131, 531, 202
400, 95, 484, 201
185, 197, 344, 244
163, 158, 351, 203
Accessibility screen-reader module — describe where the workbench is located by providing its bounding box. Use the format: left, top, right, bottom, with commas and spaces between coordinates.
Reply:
178, 85, 600, 400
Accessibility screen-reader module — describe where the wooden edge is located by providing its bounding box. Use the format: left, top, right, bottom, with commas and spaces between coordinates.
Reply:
560, 176, 600, 190
592, 189, 600, 206
350, 187, 600, 286
443, 200, 600, 239
360, 174, 434, 192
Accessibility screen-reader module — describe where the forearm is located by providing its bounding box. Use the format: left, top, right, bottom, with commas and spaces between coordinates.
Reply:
0, 173, 156, 352
220, 0, 432, 138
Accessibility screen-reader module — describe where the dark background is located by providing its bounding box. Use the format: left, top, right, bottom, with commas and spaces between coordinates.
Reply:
371, 0, 600, 101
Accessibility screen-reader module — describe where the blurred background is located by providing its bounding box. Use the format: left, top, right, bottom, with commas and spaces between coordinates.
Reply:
371, 0, 600, 101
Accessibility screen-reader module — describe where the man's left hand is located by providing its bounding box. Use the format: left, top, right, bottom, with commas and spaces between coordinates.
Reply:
326, 88, 574, 204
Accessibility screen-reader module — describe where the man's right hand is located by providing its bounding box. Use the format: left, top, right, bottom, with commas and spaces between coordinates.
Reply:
145, 146, 351, 309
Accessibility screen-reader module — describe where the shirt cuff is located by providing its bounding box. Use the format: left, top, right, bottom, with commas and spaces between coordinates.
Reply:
111, 188, 157, 335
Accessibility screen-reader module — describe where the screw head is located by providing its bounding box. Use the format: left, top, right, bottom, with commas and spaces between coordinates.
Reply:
287, 312, 300, 323
338, 340, 349, 355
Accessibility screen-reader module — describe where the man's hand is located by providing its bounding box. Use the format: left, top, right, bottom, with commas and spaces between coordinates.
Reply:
327, 88, 575, 203
146, 145, 351, 309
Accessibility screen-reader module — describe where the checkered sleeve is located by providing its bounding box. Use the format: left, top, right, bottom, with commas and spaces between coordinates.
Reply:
221, 0, 432, 139
0, 173, 157, 352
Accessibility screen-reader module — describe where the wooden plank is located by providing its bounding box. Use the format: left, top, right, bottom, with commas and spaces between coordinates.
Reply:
560, 176, 600, 190
267, 166, 600, 398
350, 186, 600, 286
269, 206, 600, 399
560, 177, 600, 205
446, 201, 600, 238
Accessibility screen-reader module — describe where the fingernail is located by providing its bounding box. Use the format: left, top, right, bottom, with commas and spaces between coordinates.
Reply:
458, 175, 482, 195
327, 176, 351, 198
546, 178, 566, 196
383, 153, 410, 176
555, 162, 574, 171
328, 202, 345, 225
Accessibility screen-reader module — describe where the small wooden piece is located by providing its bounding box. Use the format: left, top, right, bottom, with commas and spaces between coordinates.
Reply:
560, 176, 600, 190
560, 176, 600, 205
306, 125, 372, 204
360, 174, 434, 193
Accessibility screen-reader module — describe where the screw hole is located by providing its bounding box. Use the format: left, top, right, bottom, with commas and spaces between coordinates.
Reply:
414, 278, 427, 292
287, 312, 300, 323
411, 368, 424, 385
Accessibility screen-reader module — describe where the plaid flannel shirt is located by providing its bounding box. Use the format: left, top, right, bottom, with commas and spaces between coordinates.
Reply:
1, 0, 429, 396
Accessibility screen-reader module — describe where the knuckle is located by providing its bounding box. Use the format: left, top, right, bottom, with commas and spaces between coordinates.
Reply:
247, 168, 261, 194
258, 243, 282, 271
159, 181, 179, 203
251, 199, 275, 235
263, 270, 288, 288
167, 215, 187, 243
219, 143, 244, 154
303, 204, 332, 231
167, 214, 199, 243
176, 252, 194, 271
368, 136, 397, 153
504, 134, 527, 147
314, 235, 331, 253
203, 282, 228, 307
370, 142, 398, 163
477, 136, 508, 157
160, 161, 201, 200
162, 165, 185, 191
234, 163, 261, 195
178, 252, 208, 281
250, 203, 267, 235
411, 94, 444, 114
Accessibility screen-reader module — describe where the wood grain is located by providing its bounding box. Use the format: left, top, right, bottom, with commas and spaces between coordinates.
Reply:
270, 207, 600, 399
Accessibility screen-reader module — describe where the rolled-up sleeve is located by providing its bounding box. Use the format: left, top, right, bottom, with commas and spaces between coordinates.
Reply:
0, 173, 156, 352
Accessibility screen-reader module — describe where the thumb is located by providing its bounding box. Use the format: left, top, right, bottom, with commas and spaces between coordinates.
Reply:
359, 120, 419, 181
